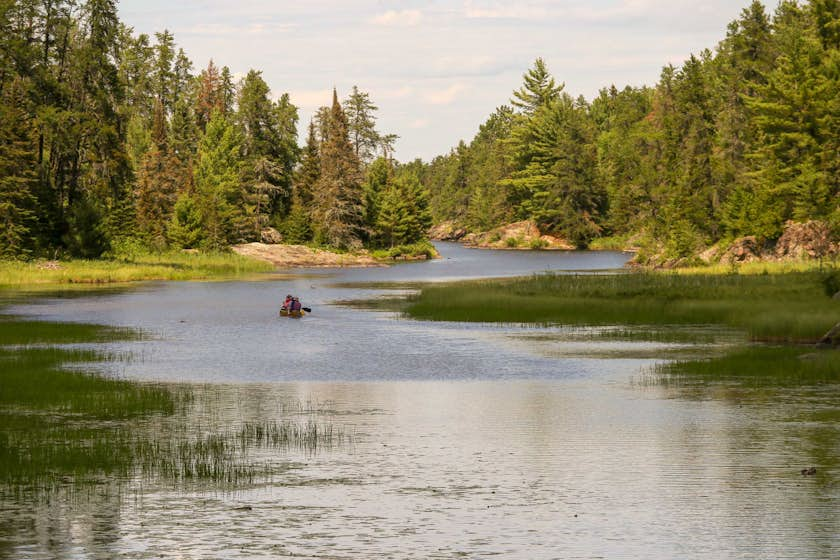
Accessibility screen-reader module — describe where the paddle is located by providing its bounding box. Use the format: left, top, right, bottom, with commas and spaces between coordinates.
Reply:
302, 307, 312, 313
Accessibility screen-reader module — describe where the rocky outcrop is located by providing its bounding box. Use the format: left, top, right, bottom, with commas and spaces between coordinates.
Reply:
232, 243, 383, 268
721, 236, 764, 263
461, 221, 574, 250
681, 220, 838, 269
260, 227, 283, 244
775, 220, 837, 260
428, 221, 468, 241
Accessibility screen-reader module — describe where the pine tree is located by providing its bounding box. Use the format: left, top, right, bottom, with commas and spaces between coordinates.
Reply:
196, 60, 222, 131
364, 157, 390, 233
281, 120, 320, 243
0, 78, 38, 257
312, 90, 365, 249
136, 98, 180, 245
511, 57, 564, 114
743, 1, 832, 238
193, 110, 244, 249
153, 29, 176, 113
344, 85, 380, 164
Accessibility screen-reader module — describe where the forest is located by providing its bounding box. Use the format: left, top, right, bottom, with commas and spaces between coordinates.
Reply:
1, 0, 839, 265
421, 0, 840, 263
0, 0, 430, 259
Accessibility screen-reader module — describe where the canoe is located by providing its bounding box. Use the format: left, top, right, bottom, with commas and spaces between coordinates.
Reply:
279, 308, 305, 318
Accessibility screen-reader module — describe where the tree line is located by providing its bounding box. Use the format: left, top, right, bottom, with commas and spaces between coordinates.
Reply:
0, 0, 430, 258
420, 0, 840, 262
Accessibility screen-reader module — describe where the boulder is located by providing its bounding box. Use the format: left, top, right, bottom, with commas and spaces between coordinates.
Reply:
260, 227, 283, 244
428, 221, 468, 241
721, 236, 763, 263
775, 220, 837, 260
462, 220, 573, 250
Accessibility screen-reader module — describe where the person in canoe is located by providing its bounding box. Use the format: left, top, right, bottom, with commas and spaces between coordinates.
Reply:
281, 294, 293, 312
290, 297, 302, 313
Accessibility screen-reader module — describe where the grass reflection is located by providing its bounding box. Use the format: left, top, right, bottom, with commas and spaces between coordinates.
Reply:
0, 313, 349, 496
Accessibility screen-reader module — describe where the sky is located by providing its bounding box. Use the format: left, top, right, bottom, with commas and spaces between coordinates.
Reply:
117, 0, 756, 162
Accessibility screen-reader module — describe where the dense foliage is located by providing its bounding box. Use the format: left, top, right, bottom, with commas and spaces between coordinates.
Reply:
421, 1, 840, 258
0, 0, 429, 258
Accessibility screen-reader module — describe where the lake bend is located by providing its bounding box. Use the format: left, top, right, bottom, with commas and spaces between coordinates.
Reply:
2, 242, 838, 559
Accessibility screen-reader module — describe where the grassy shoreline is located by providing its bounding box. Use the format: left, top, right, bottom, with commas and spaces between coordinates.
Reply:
397, 269, 840, 384
0, 250, 273, 288
403, 271, 840, 343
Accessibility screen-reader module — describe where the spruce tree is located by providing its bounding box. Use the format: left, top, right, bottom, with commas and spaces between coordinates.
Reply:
0, 78, 38, 257
312, 90, 365, 249
193, 110, 244, 249
196, 60, 222, 132
136, 99, 179, 245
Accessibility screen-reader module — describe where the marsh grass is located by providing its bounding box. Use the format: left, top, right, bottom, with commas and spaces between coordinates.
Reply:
652, 346, 840, 386
0, 315, 141, 345
404, 271, 840, 343
1, 312, 348, 495
0, 251, 272, 287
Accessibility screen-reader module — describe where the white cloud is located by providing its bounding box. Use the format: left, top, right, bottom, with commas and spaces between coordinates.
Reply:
180, 21, 295, 36
288, 89, 333, 110
409, 118, 429, 129
463, 0, 552, 20
371, 9, 423, 26
378, 86, 414, 99
423, 84, 467, 105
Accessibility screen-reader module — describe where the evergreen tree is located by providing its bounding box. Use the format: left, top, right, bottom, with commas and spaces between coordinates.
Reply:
364, 156, 390, 234
195, 59, 222, 132
312, 90, 365, 248
344, 85, 380, 164
511, 57, 564, 114
743, 1, 832, 238
0, 78, 38, 257
193, 110, 244, 249
153, 29, 176, 113
136, 99, 180, 245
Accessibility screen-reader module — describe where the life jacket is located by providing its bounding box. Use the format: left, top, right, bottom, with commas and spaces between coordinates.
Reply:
291, 300, 301, 311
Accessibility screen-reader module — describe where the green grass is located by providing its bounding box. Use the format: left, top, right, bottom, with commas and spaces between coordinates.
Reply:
0, 310, 350, 494
588, 235, 633, 251
369, 241, 438, 261
0, 315, 140, 345
654, 346, 840, 386
0, 347, 174, 417
0, 250, 272, 287
403, 271, 840, 343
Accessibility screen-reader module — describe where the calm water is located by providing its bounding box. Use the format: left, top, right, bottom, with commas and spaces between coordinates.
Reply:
3, 243, 839, 559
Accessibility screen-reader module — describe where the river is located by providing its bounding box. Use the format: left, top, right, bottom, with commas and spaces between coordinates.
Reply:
2, 243, 839, 559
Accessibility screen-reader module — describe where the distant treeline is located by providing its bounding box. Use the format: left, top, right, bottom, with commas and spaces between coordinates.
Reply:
0, 0, 430, 258
419, 1, 840, 261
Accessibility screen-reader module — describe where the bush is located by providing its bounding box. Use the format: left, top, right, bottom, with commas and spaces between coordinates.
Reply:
106, 237, 149, 261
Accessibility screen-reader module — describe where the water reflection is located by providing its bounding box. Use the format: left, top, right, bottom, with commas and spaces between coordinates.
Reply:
2, 244, 839, 558
5, 381, 838, 558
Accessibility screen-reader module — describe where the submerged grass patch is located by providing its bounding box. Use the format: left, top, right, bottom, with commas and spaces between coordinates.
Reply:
0, 315, 140, 345
403, 271, 840, 343
0, 311, 348, 495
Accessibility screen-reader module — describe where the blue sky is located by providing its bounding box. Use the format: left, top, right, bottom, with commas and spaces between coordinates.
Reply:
117, 0, 756, 161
